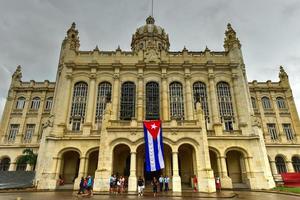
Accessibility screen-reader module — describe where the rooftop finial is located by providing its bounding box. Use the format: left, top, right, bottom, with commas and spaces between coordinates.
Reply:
146, 16, 155, 24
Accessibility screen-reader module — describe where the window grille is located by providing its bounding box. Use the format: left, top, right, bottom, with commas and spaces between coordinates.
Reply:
193, 82, 209, 121
261, 97, 271, 109
276, 97, 286, 109
146, 82, 160, 120
169, 82, 184, 120
95, 82, 112, 124
120, 82, 136, 120
45, 97, 53, 110
292, 156, 300, 172
7, 124, 19, 143
275, 156, 287, 174
217, 82, 234, 130
267, 123, 278, 140
251, 97, 257, 109
16, 97, 26, 109
24, 124, 35, 143
70, 82, 88, 131
282, 123, 294, 141
31, 97, 40, 110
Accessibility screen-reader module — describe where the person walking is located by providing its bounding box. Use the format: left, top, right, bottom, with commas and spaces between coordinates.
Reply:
159, 175, 164, 192
151, 177, 159, 197
137, 176, 144, 196
86, 175, 93, 196
164, 176, 169, 191
77, 177, 85, 195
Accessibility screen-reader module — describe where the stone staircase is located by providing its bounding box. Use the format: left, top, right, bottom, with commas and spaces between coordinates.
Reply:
0, 171, 35, 189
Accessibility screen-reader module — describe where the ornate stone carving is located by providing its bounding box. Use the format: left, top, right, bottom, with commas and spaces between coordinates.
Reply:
12, 65, 22, 82
42, 114, 54, 129
144, 41, 160, 63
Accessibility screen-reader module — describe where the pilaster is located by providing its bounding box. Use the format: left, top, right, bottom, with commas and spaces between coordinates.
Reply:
128, 152, 137, 191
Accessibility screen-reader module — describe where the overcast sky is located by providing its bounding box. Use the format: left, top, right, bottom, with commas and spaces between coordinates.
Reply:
0, 0, 300, 119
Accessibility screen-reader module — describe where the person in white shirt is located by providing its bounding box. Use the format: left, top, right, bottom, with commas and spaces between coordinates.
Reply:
159, 175, 164, 192
164, 176, 169, 191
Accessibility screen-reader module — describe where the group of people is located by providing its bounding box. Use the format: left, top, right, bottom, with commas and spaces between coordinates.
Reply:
109, 174, 127, 194
77, 175, 94, 197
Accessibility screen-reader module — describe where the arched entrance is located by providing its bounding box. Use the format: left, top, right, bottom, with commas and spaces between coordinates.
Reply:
178, 144, 196, 187
275, 155, 287, 174
292, 156, 300, 172
0, 157, 10, 171
226, 150, 247, 186
112, 144, 131, 177
209, 150, 219, 177
87, 150, 99, 177
16, 156, 27, 171
136, 143, 172, 185
61, 151, 80, 183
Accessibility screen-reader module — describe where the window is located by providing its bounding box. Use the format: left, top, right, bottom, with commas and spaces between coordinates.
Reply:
7, 124, 19, 143
282, 123, 294, 141
70, 82, 88, 131
16, 97, 26, 109
251, 97, 257, 109
217, 82, 234, 131
24, 124, 35, 143
169, 82, 184, 120
45, 97, 53, 110
120, 82, 136, 120
16, 157, 27, 171
95, 82, 112, 123
261, 97, 271, 109
193, 82, 209, 121
31, 97, 40, 110
146, 82, 160, 120
276, 97, 286, 109
0, 157, 10, 171
267, 123, 278, 140
292, 156, 300, 172
275, 156, 287, 174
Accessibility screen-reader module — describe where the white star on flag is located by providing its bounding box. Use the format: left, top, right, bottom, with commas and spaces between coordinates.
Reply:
151, 123, 157, 129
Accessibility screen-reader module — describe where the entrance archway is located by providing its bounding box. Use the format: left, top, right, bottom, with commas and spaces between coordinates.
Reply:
61, 151, 80, 183
0, 157, 10, 171
226, 150, 246, 185
87, 150, 99, 177
112, 144, 131, 177
209, 150, 219, 177
178, 144, 196, 187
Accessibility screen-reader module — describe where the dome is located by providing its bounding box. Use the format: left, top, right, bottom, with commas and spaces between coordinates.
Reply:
131, 16, 170, 53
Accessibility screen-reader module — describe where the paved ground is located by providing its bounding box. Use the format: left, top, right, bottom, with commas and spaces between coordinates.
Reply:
0, 191, 299, 200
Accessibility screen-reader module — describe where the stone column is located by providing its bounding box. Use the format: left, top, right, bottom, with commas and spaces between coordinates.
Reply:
216, 157, 222, 177
128, 152, 137, 191
185, 75, 193, 120
55, 157, 62, 179
83, 76, 96, 135
287, 161, 294, 173
9, 162, 16, 171
172, 152, 181, 192
137, 75, 144, 121
219, 156, 232, 188
111, 74, 120, 120
74, 157, 87, 190
162, 75, 169, 121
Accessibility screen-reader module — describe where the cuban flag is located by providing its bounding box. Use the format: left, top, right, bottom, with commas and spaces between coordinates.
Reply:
143, 120, 165, 172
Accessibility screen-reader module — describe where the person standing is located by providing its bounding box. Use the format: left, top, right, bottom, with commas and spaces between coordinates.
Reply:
193, 175, 198, 192
151, 177, 159, 197
77, 177, 85, 195
159, 175, 164, 192
137, 176, 145, 196
164, 176, 169, 191
120, 176, 125, 193
86, 175, 93, 196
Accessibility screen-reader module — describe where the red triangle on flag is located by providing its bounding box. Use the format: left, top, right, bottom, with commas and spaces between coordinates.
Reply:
144, 120, 161, 140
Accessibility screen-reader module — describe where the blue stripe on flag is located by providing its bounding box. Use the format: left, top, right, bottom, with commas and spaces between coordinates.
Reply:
143, 125, 151, 172
159, 125, 165, 166
153, 136, 160, 171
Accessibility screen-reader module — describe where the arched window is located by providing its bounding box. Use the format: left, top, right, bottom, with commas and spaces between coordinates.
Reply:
0, 157, 10, 171
146, 81, 160, 120
70, 82, 88, 131
193, 82, 209, 121
261, 97, 271, 109
217, 82, 234, 131
120, 82, 136, 120
95, 82, 112, 124
169, 82, 184, 120
45, 97, 53, 111
31, 97, 40, 110
276, 97, 286, 109
292, 156, 300, 172
16, 97, 26, 109
251, 97, 257, 109
275, 156, 287, 174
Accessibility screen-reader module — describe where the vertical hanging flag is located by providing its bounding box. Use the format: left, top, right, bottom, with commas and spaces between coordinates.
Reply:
143, 120, 164, 172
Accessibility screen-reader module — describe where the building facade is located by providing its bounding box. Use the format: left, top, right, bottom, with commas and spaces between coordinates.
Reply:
0, 17, 300, 192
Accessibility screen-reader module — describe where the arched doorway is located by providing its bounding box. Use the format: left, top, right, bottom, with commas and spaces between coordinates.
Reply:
136, 143, 172, 185
226, 150, 246, 186
61, 151, 80, 183
209, 150, 219, 177
292, 156, 300, 172
0, 157, 10, 171
16, 156, 27, 171
87, 150, 99, 177
275, 155, 287, 174
178, 144, 196, 187
112, 144, 131, 177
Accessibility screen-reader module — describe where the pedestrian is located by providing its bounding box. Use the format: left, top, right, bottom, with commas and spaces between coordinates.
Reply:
215, 176, 221, 191
109, 174, 114, 193
193, 175, 198, 192
120, 176, 125, 193
151, 177, 159, 197
86, 175, 93, 196
159, 175, 164, 192
77, 177, 85, 195
137, 176, 145, 196
164, 175, 169, 191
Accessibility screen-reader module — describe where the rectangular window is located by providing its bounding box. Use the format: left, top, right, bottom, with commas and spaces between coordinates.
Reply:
7, 124, 19, 143
283, 123, 294, 141
224, 117, 234, 131
24, 124, 35, 143
267, 123, 278, 140
72, 119, 81, 131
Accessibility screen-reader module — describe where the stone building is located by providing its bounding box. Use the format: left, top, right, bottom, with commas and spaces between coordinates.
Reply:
0, 16, 299, 192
